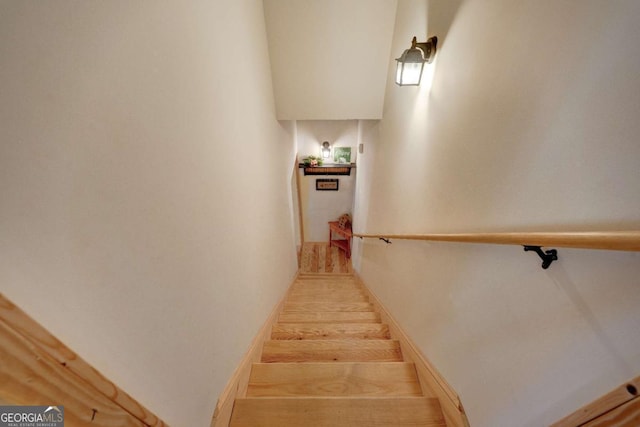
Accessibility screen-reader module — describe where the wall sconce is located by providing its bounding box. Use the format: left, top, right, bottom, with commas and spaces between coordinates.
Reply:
321, 141, 331, 159
395, 36, 437, 86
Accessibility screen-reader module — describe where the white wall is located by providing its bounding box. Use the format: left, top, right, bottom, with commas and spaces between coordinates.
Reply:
352, 119, 379, 271
263, 0, 397, 120
0, 1, 297, 426
297, 121, 358, 241
353, 1, 640, 426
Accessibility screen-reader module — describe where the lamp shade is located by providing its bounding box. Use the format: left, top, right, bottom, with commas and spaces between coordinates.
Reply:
321, 141, 331, 158
395, 48, 426, 86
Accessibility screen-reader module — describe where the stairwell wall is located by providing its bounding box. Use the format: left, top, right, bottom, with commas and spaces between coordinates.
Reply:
352, 1, 640, 426
0, 1, 297, 426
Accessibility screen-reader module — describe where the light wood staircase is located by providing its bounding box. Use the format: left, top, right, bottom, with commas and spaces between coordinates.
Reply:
229, 274, 448, 426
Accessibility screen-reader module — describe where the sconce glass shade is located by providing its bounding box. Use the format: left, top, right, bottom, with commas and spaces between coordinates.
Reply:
395, 53, 425, 86
395, 36, 437, 86
321, 141, 331, 159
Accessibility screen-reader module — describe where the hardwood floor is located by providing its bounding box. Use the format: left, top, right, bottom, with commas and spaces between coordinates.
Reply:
299, 242, 353, 275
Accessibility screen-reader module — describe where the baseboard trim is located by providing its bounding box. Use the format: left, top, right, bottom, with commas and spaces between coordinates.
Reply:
210, 273, 299, 427
0, 293, 167, 426
354, 273, 470, 427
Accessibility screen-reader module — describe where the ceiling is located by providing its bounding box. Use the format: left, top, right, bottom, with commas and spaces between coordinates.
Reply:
263, 0, 398, 120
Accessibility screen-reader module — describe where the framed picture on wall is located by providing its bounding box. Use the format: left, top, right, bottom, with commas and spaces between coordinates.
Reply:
316, 179, 339, 191
333, 147, 351, 164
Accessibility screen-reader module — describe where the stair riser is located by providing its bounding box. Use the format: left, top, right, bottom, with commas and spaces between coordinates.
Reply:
230, 397, 446, 427
261, 340, 403, 363
283, 302, 373, 312
287, 294, 369, 303
295, 277, 357, 282
291, 283, 363, 292
271, 323, 391, 340
288, 289, 366, 296
279, 312, 381, 323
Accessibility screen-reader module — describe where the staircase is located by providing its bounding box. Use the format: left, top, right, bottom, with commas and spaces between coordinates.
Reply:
229, 274, 447, 426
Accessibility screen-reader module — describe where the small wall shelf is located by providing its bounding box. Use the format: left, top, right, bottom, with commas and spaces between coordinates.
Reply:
299, 163, 355, 176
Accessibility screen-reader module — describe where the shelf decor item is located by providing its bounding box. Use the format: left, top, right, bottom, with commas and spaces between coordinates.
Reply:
302, 155, 323, 167
333, 147, 352, 164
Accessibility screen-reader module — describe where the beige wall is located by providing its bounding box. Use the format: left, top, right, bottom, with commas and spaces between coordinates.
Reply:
353, 0, 640, 426
0, 1, 297, 425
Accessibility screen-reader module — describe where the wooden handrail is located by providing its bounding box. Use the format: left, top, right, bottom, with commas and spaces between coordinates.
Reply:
353, 231, 640, 252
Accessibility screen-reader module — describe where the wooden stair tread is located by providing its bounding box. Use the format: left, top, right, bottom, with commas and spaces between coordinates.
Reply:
271, 323, 391, 340
230, 397, 446, 426
279, 311, 381, 323
261, 339, 403, 363
247, 362, 422, 397
283, 302, 373, 312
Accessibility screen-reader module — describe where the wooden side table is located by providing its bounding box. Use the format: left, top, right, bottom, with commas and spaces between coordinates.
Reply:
328, 221, 352, 258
